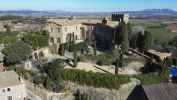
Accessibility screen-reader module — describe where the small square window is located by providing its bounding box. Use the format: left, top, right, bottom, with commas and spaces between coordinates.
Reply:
7, 96, 12, 100
50, 37, 54, 43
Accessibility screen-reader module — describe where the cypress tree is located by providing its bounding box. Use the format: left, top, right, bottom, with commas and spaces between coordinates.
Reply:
113, 45, 120, 74
121, 22, 129, 54
73, 38, 78, 67
144, 31, 153, 50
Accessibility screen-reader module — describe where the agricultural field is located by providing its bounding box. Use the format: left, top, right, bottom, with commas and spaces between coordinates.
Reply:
132, 19, 177, 44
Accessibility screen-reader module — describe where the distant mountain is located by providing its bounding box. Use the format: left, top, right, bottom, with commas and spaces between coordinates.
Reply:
142, 9, 177, 13
0, 10, 59, 16
120, 9, 177, 17
0, 9, 176, 17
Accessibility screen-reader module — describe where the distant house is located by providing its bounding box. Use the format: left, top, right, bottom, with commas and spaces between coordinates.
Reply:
147, 49, 172, 61
11, 22, 44, 32
32, 47, 51, 60
0, 24, 6, 32
45, 19, 85, 55
82, 14, 129, 51
127, 83, 177, 100
166, 24, 177, 33
93, 14, 129, 51
0, 71, 43, 100
45, 14, 129, 54
94, 23, 116, 50
0, 71, 28, 100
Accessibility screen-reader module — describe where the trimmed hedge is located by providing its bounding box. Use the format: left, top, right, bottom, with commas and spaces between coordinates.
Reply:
96, 53, 114, 65
134, 72, 168, 85
60, 69, 130, 89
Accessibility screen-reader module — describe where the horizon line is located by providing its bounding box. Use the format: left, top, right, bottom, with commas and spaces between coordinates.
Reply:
0, 8, 176, 13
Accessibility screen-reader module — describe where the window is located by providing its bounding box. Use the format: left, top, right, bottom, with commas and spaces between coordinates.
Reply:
57, 38, 61, 43
34, 53, 38, 60
7, 88, 11, 92
58, 28, 61, 33
50, 37, 54, 43
39, 52, 44, 57
50, 28, 53, 33
7, 96, 12, 100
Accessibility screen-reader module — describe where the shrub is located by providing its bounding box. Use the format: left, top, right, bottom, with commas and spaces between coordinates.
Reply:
3, 41, 32, 65
22, 32, 49, 49
134, 73, 167, 85
96, 53, 113, 65
60, 69, 130, 89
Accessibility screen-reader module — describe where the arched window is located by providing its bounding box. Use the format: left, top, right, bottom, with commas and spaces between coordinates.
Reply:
39, 52, 44, 57
57, 38, 61, 43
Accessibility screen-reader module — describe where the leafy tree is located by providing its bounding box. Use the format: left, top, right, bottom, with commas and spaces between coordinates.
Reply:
33, 75, 46, 85
44, 60, 64, 81
22, 32, 49, 49
0, 32, 18, 45
2, 41, 32, 65
130, 34, 138, 49
44, 60, 64, 91
169, 36, 177, 47
136, 32, 145, 50
96, 53, 113, 65
44, 76, 54, 91
69, 42, 88, 53
136, 31, 153, 50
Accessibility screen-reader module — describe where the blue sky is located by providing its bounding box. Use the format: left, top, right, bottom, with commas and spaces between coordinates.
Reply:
0, 0, 177, 12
